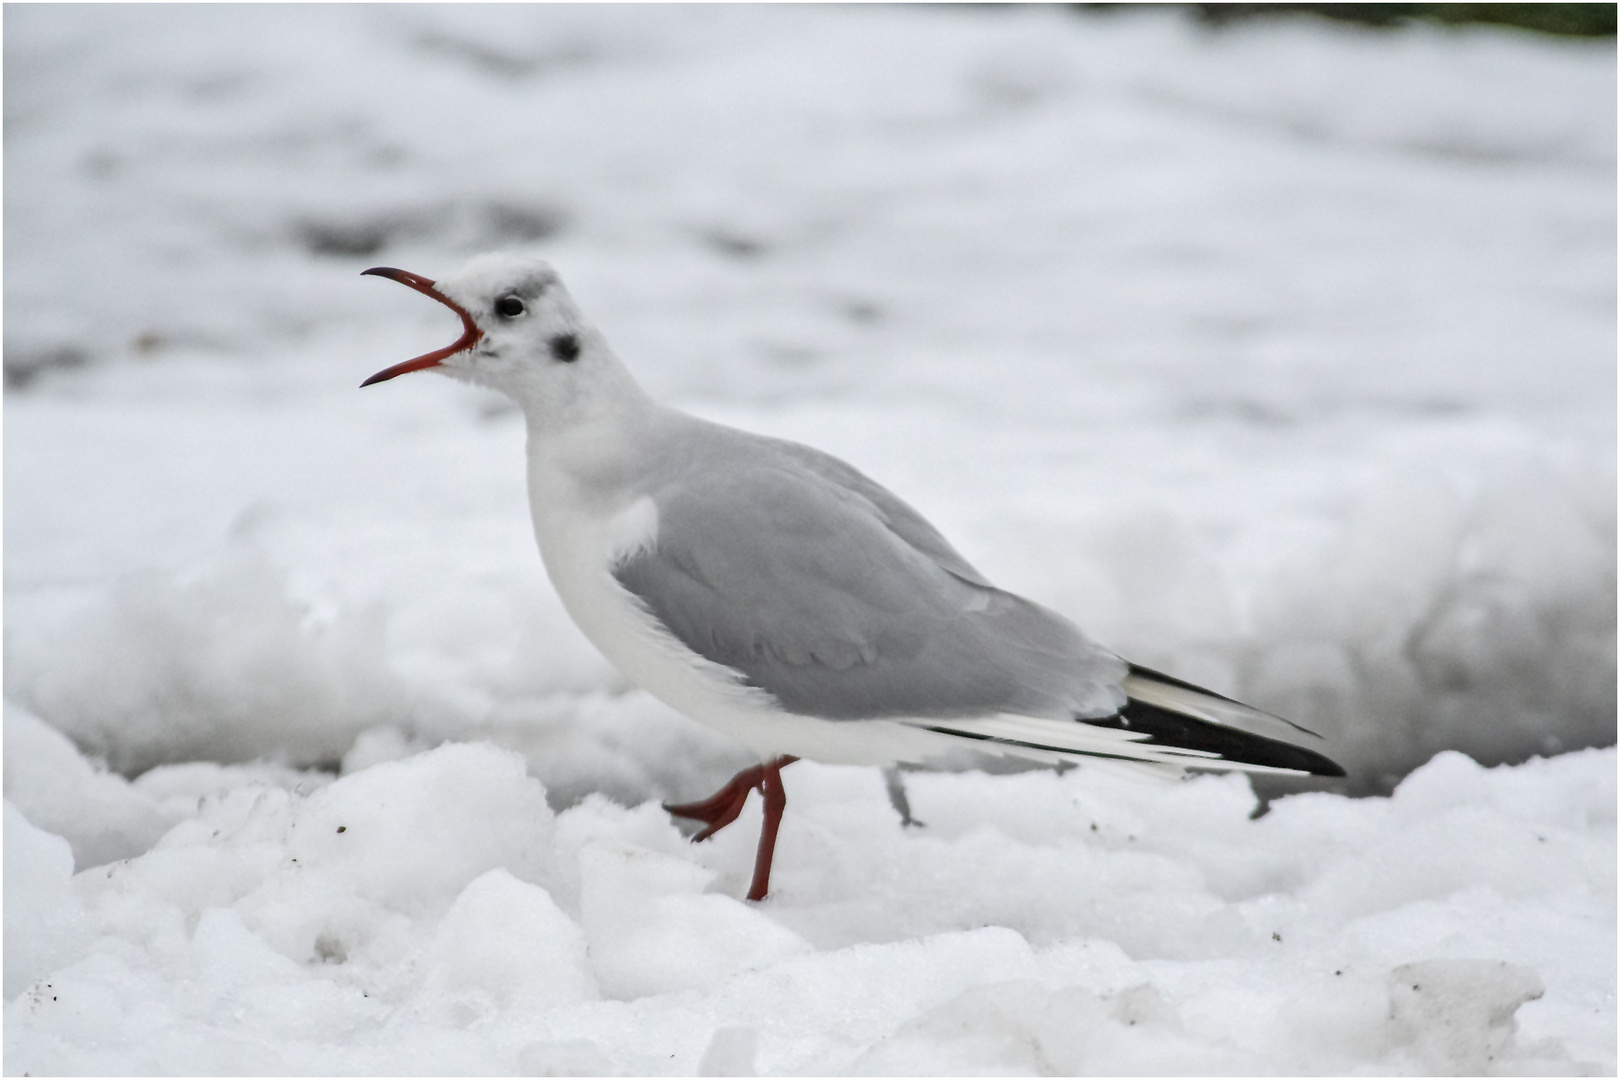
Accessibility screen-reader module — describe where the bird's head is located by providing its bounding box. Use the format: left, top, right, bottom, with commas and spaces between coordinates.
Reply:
361, 253, 618, 413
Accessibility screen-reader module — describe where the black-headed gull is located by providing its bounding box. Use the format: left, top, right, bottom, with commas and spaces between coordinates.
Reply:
362, 253, 1344, 901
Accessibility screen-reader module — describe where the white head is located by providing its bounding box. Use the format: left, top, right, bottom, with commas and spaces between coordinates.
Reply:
361, 252, 645, 422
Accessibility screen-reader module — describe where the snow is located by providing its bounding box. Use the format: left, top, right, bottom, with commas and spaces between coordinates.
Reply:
4, 5, 1614, 1074
7, 728, 1612, 1074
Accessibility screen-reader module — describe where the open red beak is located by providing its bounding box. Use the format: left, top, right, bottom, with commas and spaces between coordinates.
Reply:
360, 267, 484, 386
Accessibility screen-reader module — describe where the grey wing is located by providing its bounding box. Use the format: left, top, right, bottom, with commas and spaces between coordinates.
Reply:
768, 439, 995, 589
613, 436, 1126, 722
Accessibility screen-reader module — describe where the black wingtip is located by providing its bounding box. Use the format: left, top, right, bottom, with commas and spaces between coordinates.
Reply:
1127, 661, 1328, 742
1094, 698, 1347, 778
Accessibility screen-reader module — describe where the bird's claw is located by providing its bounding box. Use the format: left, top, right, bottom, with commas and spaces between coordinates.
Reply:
663, 764, 770, 840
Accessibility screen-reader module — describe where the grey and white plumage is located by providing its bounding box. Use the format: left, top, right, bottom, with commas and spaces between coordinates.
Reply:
361, 253, 1343, 897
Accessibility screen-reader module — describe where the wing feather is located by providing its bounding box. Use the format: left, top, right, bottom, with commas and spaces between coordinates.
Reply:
613, 426, 1126, 722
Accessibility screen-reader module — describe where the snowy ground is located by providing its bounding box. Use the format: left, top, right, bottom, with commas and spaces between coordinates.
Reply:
4, 5, 1614, 1074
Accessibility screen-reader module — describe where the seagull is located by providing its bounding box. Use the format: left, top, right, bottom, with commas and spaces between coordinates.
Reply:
361, 253, 1345, 901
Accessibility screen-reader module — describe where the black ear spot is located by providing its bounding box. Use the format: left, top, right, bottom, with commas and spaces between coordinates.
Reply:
549, 333, 580, 363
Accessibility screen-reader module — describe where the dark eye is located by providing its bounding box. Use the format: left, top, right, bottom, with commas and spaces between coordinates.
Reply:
495, 296, 525, 318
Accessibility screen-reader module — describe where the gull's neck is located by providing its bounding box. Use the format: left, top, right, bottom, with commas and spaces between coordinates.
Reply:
511, 329, 651, 422
514, 339, 672, 521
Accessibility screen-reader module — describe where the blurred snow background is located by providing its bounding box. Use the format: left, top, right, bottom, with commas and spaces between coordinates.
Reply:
4, 5, 1613, 1074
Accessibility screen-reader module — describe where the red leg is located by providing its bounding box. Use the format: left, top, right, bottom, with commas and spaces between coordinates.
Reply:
746, 757, 792, 902
664, 756, 798, 900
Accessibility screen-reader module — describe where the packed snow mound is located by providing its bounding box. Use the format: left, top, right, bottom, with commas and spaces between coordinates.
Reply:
5, 737, 1613, 1074
6, 551, 405, 775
